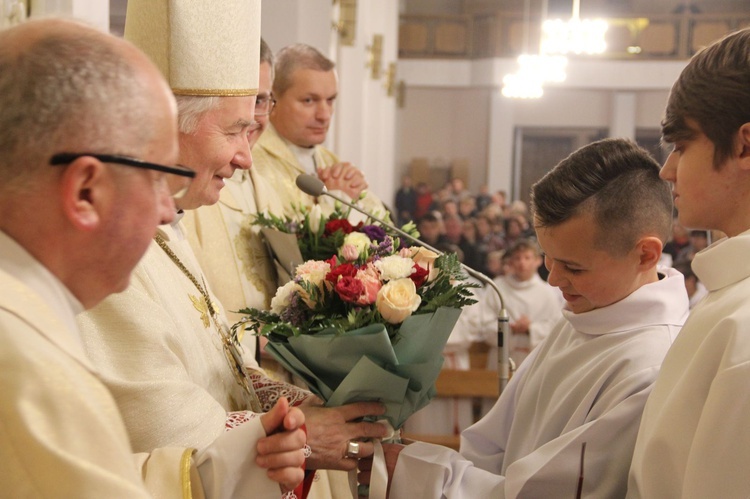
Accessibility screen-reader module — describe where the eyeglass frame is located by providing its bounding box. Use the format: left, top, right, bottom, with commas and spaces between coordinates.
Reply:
254, 95, 276, 117
49, 153, 195, 179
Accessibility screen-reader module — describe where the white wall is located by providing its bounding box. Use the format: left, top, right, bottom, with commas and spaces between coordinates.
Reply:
397, 57, 684, 196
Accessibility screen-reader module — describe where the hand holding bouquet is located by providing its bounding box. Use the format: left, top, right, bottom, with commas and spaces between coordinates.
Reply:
235, 204, 476, 429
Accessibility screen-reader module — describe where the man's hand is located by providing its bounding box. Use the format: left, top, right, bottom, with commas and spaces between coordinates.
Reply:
357, 443, 404, 499
300, 398, 388, 471
318, 162, 368, 200
510, 315, 531, 335
256, 397, 307, 493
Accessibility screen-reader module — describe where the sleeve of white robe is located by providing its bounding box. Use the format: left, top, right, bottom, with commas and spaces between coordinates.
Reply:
131, 418, 280, 499
390, 365, 657, 498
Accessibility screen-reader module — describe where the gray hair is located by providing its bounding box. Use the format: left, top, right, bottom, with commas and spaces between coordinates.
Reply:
176, 95, 221, 134
0, 20, 156, 193
273, 43, 335, 97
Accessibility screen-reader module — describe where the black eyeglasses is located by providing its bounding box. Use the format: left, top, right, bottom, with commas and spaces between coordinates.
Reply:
50, 153, 195, 178
50, 153, 195, 200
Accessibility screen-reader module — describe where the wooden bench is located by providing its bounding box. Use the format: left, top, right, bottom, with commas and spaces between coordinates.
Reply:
402, 367, 500, 450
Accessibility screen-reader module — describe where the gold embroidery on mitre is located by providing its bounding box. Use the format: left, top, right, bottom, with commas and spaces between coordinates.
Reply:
172, 88, 259, 97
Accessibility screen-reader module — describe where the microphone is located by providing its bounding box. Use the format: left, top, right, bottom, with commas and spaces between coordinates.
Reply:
296, 173, 512, 392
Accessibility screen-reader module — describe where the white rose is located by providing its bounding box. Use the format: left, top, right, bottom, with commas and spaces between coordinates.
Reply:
375, 255, 415, 281
270, 280, 301, 314
343, 232, 372, 254
376, 278, 422, 324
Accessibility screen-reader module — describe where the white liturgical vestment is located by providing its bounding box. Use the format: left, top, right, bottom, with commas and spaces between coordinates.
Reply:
77, 221, 308, 454
390, 267, 688, 498
629, 231, 750, 498
0, 231, 279, 498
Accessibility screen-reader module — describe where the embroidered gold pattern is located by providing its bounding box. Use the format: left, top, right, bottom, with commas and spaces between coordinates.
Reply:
154, 234, 263, 413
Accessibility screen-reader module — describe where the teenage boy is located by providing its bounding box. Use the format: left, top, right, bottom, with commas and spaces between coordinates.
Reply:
359, 138, 688, 498
628, 27, 750, 498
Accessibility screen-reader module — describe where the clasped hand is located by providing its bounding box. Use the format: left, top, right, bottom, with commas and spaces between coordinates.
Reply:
317, 162, 368, 200
256, 397, 307, 493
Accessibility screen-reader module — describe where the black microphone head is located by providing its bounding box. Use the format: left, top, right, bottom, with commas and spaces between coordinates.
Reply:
296, 174, 326, 197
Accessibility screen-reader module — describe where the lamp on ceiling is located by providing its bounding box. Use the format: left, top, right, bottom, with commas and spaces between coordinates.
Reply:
541, 0, 609, 55
502, 0, 568, 99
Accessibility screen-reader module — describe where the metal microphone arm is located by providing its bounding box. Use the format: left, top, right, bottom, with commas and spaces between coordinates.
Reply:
295, 174, 511, 392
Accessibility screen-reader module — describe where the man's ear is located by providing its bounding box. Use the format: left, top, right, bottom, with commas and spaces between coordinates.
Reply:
59, 157, 106, 231
636, 236, 664, 269
737, 122, 750, 168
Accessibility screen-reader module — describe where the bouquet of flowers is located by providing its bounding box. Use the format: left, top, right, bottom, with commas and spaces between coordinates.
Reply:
235, 204, 477, 429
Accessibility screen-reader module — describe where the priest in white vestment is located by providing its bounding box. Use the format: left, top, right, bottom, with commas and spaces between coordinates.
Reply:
78, 4, 389, 498
0, 18, 304, 498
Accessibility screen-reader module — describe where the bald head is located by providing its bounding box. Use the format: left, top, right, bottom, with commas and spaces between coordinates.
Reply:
0, 19, 180, 308
0, 18, 176, 194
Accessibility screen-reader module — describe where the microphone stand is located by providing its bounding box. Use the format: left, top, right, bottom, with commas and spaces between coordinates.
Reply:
296, 174, 512, 393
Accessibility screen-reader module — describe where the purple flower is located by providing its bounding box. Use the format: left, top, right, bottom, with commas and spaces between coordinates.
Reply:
360, 225, 386, 242
280, 293, 307, 327
371, 235, 394, 258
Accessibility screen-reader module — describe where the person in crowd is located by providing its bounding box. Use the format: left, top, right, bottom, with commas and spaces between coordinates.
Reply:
485, 249, 508, 279
395, 174, 418, 226
359, 138, 687, 498
475, 184, 493, 212
476, 238, 562, 368
628, 27, 750, 498
76, 3, 387, 499
661, 218, 690, 264
441, 198, 460, 219
675, 229, 709, 262
252, 43, 384, 221
414, 181, 435, 220
443, 214, 482, 271
0, 18, 305, 498
672, 260, 708, 309
416, 212, 449, 249
458, 195, 478, 220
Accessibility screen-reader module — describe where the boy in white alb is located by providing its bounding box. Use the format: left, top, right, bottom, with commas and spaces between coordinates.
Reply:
628, 27, 750, 498
359, 138, 688, 498
476, 238, 562, 368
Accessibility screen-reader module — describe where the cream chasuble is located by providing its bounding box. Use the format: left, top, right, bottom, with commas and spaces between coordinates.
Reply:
0, 232, 203, 498
252, 123, 387, 222
77, 222, 307, 454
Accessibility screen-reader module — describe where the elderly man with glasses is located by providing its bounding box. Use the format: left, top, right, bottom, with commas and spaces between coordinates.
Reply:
77, 3, 388, 499
0, 17, 307, 498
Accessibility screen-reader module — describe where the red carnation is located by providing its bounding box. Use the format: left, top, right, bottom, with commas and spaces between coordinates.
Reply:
335, 276, 365, 303
325, 219, 354, 236
410, 263, 429, 288
327, 262, 357, 283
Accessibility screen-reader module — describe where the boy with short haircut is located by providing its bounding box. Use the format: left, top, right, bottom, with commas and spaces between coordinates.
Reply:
361, 138, 688, 497
628, 27, 750, 498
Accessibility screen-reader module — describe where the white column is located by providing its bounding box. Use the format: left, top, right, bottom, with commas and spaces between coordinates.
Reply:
610, 91, 637, 140
334, 0, 399, 203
